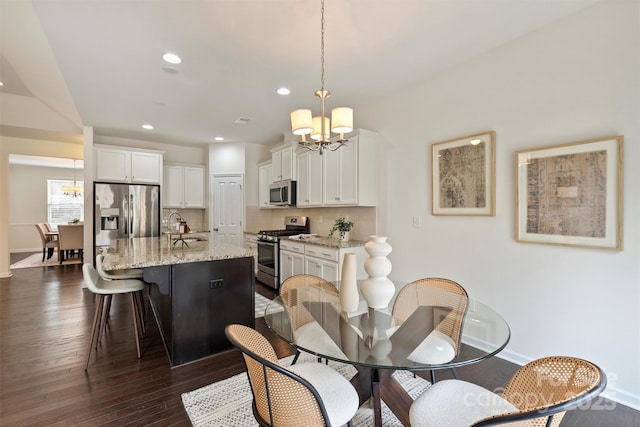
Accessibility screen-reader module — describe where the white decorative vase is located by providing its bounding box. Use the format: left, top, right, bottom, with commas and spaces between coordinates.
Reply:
340, 231, 350, 242
340, 253, 359, 312
360, 236, 394, 309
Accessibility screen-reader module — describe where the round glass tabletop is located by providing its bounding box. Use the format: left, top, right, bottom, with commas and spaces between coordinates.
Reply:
264, 279, 510, 371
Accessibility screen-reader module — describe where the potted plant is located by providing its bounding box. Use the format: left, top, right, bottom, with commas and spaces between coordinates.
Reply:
329, 217, 354, 241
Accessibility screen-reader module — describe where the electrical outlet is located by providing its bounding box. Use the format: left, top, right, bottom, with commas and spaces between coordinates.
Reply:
319, 216, 323, 224
209, 279, 224, 289
413, 216, 422, 228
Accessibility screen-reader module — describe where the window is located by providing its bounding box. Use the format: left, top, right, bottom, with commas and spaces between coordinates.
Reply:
47, 180, 84, 230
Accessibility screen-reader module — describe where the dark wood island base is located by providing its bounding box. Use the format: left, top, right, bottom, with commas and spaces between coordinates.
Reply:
144, 257, 255, 366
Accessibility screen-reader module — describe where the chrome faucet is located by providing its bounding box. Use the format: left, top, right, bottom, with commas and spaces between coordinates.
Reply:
166, 210, 182, 232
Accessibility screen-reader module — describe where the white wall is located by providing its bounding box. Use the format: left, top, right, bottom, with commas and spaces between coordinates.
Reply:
8, 163, 79, 251
0, 135, 83, 276
209, 143, 246, 174
358, 0, 639, 408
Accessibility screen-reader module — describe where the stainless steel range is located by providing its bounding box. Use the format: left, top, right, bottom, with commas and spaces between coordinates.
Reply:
256, 216, 310, 290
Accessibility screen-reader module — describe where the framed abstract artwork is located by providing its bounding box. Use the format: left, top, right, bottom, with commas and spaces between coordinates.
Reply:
515, 136, 623, 250
432, 131, 495, 216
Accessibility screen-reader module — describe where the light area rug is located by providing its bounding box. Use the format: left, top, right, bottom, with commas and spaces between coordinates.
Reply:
254, 292, 272, 319
182, 353, 430, 426
10, 252, 82, 269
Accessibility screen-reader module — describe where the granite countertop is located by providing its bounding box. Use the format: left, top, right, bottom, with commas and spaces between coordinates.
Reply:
102, 235, 255, 270
287, 236, 367, 249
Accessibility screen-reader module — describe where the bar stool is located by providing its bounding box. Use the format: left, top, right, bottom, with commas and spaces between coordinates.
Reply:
96, 254, 146, 334
82, 263, 146, 370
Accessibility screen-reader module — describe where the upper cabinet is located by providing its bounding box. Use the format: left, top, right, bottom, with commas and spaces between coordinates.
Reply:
296, 129, 379, 207
296, 150, 323, 207
258, 162, 273, 209
95, 145, 163, 184
163, 164, 206, 208
270, 145, 296, 183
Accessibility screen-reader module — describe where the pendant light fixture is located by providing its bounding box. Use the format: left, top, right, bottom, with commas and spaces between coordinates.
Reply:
290, 0, 353, 155
62, 159, 83, 198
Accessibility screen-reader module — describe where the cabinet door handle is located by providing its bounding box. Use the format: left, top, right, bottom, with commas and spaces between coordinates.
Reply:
322, 252, 332, 257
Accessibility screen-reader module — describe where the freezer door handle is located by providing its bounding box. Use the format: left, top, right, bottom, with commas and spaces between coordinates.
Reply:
129, 193, 134, 237
123, 194, 129, 236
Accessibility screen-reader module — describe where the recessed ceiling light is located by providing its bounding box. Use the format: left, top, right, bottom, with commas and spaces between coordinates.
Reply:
277, 87, 290, 95
162, 53, 182, 64
469, 139, 483, 145
142, 124, 154, 130
214, 137, 224, 142
0, 81, 4, 86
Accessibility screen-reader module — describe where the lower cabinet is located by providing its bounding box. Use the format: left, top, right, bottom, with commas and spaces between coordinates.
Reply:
279, 240, 305, 284
304, 256, 339, 283
244, 234, 258, 276
279, 240, 367, 287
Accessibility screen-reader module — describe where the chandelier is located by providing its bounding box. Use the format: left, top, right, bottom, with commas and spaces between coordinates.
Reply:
62, 159, 83, 198
290, 0, 353, 155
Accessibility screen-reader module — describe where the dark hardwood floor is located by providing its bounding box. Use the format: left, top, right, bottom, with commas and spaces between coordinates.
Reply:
2, 253, 638, 426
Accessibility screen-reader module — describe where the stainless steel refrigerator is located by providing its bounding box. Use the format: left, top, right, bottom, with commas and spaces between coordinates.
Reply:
94, 182, 161, 248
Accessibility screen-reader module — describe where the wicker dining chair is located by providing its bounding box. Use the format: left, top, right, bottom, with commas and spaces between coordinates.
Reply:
410, 355, 607, 427
391, 277, 468, 383
280, 274, 343, 364
225, 324, 359, 427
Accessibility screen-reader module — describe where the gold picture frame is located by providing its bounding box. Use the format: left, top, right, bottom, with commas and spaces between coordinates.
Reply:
432, 131, 496, 216
515, 136, 623, 250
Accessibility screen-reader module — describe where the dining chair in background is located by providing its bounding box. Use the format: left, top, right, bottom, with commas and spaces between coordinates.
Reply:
82, 263, 146, 369
225, 324, 359, 427
280, 274, 344, 364
57, 224, 84, 264
35, 223, 59, 261
409, 355, 607, 427
391, 277, 468, 383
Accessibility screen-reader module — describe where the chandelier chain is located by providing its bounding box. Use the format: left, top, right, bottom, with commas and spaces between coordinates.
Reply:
320, 0, 325, 91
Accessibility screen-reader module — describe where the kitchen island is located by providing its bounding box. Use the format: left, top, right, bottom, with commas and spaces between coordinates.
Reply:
102, 235, 255, 366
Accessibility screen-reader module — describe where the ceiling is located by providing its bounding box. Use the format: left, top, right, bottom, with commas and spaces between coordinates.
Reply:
0, 0, 599, 147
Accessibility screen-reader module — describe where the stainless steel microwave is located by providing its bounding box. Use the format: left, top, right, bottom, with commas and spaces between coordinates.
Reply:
269, 180, 296, 206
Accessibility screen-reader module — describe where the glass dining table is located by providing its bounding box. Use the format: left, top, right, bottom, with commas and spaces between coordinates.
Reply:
263, 279, 510, 427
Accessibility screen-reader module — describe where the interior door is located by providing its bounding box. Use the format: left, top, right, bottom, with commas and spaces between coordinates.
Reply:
211, 174, 244, 246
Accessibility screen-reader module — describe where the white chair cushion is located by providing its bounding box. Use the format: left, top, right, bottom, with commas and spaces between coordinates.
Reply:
296, 322, 345, 359
410, 379, 518, 427
407, 330, 456, 365
289, 362, 359, 427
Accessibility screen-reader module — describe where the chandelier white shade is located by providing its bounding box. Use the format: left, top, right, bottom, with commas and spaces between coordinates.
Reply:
290, 109, 313, 137
290, 0, 353, 154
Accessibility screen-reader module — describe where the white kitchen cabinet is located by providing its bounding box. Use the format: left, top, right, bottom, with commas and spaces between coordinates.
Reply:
163, 164, 205, 208
244, 234, 258, 275
279, 240, 305, 284
258, 162, 273, 209
296, 150, 323, 207
303, 243, 367, 286
270, 145, 295, 183
304, 256, 340, 283
323, 140, 358, 205
95, 145, 163, 184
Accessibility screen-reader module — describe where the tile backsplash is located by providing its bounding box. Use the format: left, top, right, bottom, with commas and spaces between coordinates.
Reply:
162, 208, 207, 232
245, 206, 377, 241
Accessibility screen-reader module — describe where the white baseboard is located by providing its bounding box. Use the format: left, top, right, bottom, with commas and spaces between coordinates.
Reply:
496, 349, 640, 411
11, 248, 41, 254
